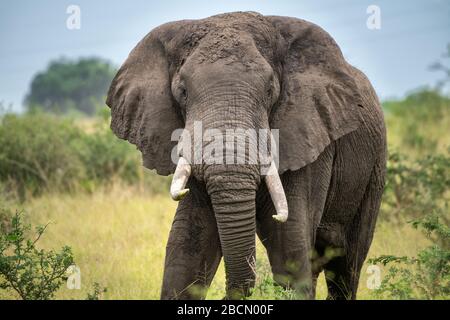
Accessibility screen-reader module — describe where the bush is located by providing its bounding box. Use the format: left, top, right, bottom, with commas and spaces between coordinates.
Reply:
384, 89, 450, 156
0, 113, 86, 198
0, 209, 74, 300
0, 111, 170, 198
369, 212, 449, 299
380, 149, 449, 223
72, 113, 143, 189
86, 282, 107, 300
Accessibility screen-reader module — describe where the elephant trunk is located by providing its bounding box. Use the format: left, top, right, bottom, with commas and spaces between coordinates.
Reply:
169, 94, 289, 298
169, 141, 289, 299
204, 164, 259, 299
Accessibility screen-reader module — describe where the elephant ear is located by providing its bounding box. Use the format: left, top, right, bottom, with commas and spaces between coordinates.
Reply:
106, 24, 184, 176
268, 16, 364, 173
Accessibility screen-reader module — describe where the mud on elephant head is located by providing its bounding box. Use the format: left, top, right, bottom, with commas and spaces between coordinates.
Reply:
106, 11, 364, 298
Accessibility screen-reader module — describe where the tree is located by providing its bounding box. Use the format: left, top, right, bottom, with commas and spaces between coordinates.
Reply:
25, 57, 117, 115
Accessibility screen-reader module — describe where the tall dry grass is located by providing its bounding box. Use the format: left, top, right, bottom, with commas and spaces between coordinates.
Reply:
10, 183, 429, 300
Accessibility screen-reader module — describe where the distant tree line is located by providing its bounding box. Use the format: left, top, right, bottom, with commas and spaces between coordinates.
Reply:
25, 57, 117, 115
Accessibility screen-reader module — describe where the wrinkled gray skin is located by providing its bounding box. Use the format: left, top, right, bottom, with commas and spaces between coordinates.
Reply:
106, 12, 386, 300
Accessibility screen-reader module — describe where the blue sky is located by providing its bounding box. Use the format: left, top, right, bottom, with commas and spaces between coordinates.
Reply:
0, 0, 449, 112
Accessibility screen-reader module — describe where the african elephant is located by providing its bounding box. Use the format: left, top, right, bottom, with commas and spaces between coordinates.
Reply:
106, 12, 386, 300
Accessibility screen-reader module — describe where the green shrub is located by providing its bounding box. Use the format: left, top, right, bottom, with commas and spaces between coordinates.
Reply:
0, 113, 86, 197
384, 89, 450, 156
74, 110, 171, 194
381, 149, 449, 223
85, 282, 107, 300
369, 212, 449, 299
0, 111, 170, 197
73, 112, 143, 189
251, 273, 297, 300
0, 209, 74, 300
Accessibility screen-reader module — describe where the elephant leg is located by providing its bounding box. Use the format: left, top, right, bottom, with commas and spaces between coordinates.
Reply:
322, 255, 352, 299
256, 145, 334, 299
322, 160, 385, 300
161, 180, 222, 300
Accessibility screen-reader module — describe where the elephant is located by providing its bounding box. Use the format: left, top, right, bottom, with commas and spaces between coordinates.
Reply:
106, 11, 386, 300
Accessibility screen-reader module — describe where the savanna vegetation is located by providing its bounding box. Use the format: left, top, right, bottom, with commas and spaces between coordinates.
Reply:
0, 55, 448, 299
25, 57, 116, 115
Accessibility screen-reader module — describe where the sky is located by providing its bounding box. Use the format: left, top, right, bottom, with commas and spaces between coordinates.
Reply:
0, 0, 449, 112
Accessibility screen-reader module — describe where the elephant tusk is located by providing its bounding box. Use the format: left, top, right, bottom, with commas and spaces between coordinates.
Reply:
265, 161, 288, 223
170, 157, 191, 201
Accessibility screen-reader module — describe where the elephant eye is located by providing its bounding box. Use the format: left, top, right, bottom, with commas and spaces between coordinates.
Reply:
266, 84, 273, 98
178, 85, 188, 104
180, 87, 187, 99
267, 74, 275, 98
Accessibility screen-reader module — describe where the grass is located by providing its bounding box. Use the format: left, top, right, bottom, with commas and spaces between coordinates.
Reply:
5, 183, 429, 300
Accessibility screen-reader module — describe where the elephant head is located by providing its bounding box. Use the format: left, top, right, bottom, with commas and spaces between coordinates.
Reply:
106, 12, 363, 298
